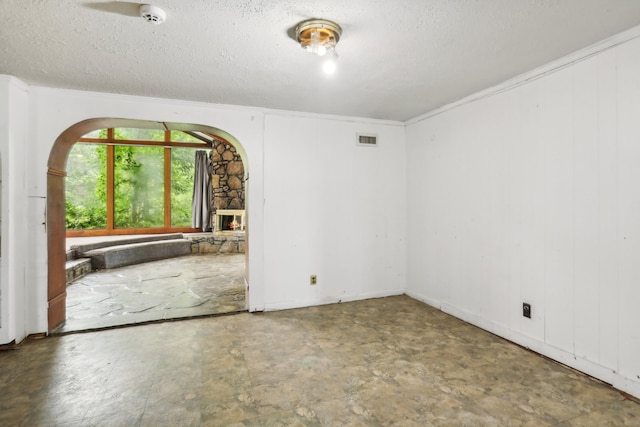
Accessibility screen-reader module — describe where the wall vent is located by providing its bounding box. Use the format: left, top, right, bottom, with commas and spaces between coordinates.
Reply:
357, 134, 378, 147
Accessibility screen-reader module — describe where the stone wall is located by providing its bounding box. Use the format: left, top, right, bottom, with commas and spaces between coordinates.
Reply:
212, 140, 245, 211
190, 233, 246, 254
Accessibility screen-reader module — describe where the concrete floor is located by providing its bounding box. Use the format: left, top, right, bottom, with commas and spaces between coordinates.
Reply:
58, 253, 246, 333
2, 295, 638, 426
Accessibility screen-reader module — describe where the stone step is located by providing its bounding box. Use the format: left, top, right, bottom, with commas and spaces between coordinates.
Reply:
66, 250, 76, 262
79, 239, 193, 270
65, 258, 92, 285
70, 233, 185, 254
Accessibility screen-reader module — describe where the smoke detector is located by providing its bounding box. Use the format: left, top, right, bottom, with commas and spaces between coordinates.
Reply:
140, 4, 167, 24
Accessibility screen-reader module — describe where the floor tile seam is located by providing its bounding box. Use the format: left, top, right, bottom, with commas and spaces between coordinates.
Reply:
246, 359, 430, 383
54, 309, 249, 335
334, 393, 420, 426
131, 378, 161, 425
469, 387, 608, 423
243, 366, 361, 391
243, 387, 378, 421
473, 394, 575, 425
22, 402, 91, 427
80, 413, 144, 427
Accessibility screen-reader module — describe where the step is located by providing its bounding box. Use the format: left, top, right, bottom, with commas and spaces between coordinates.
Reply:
65, 258, 92, 285
71, 233, 185, 254
81, 239, 193, 270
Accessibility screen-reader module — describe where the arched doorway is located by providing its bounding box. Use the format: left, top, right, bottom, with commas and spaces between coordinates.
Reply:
47, 118, 249, 331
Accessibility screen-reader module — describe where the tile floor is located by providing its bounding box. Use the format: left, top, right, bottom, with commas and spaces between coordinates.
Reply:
2, 296, 638, 426
58, 253, 246, 333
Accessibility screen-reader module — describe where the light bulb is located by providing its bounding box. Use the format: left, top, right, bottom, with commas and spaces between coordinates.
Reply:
317, 45, 327, 56
322, 49, 338, 74
323, 59, 337, 74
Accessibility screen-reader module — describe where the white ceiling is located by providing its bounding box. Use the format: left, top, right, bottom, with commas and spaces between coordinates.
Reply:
2, 1, 640, 121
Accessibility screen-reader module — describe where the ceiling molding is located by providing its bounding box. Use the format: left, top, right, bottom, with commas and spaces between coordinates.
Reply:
0, 75, 29, 93
406, 23, 640, 126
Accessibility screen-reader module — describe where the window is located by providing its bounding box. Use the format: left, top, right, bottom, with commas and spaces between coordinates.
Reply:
114, 145, 164, 228
65, 143, 107, 230
171, 147, 196, 227
65, 128, 212, 236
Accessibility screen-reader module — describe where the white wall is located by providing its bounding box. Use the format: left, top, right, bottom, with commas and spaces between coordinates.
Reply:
25, 87, 269, 333
406, 32, 640, 398
263, 114, 406, 309
0, 76, 29, 345
0, 83, 406, 339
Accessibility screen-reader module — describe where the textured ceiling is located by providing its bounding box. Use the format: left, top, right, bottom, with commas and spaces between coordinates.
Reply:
2, 0, 640, 121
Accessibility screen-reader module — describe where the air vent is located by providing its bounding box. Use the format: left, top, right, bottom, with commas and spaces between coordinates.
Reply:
357, 134, 378, 147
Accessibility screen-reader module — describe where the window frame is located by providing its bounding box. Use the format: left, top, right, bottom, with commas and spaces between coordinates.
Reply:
66, 128, 210, 237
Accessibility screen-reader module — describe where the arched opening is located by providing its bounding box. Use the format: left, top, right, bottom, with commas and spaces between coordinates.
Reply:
47, 118, 249, 331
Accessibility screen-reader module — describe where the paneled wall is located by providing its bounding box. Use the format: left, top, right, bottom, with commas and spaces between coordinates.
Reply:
406, 35, 640, 397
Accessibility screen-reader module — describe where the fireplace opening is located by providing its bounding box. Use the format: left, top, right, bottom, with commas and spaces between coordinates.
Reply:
215, 209, 245, 234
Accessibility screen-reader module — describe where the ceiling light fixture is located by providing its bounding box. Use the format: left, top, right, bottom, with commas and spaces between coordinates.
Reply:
295, 19, 342, 74
140, 4, 167, 24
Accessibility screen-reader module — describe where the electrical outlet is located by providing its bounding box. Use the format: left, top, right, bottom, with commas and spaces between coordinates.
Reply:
523, 303, 531, 319
310, 275, 317, 285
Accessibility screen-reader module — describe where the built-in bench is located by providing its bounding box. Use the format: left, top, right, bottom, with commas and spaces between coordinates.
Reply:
74, 234, 192, 270
71, 233, 186, 254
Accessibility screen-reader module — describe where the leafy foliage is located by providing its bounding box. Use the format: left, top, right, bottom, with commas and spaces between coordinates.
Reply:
171, 147, 196, 227
65, 143, 107, 229
114, 144, 164, 228
65, 129, 198, 230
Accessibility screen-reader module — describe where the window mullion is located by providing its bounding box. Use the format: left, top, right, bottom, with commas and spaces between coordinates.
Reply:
164, 147, 171, 229
164, 130, 171, 229
106, 144, 115, 230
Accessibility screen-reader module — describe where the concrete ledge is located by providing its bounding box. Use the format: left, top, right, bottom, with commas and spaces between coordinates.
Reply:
65, 258, 92, 285
81, 239, 192, 270
71, 233, 185, 254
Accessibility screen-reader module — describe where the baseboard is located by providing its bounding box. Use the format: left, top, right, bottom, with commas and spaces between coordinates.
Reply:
263, 289, 405, 312
405, 290, 640, 400
404, 290, 442, 310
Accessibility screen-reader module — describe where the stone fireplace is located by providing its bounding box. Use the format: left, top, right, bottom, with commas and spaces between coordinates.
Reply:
214, 209, 245, 234
211, 138, 245, 238
212, 140, 244, 212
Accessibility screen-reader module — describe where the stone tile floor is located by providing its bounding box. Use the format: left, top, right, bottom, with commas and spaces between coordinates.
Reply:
57, 253, 246, 333
2, 296, 639, 426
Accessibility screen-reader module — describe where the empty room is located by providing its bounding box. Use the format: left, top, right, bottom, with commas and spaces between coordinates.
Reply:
2, 1, 640, 425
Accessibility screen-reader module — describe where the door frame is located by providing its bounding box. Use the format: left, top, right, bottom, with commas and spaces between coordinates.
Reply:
47, 118, 249, 331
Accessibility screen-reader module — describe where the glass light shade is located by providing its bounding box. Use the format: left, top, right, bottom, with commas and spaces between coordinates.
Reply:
322, 52, 338, 74
295, 19, 342, 75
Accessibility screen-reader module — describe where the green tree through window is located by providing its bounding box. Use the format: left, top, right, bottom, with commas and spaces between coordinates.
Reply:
171, 147, 196, 227
114, 145, 164, 228
65, 128, 205, 232
65, 144, 107, 229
